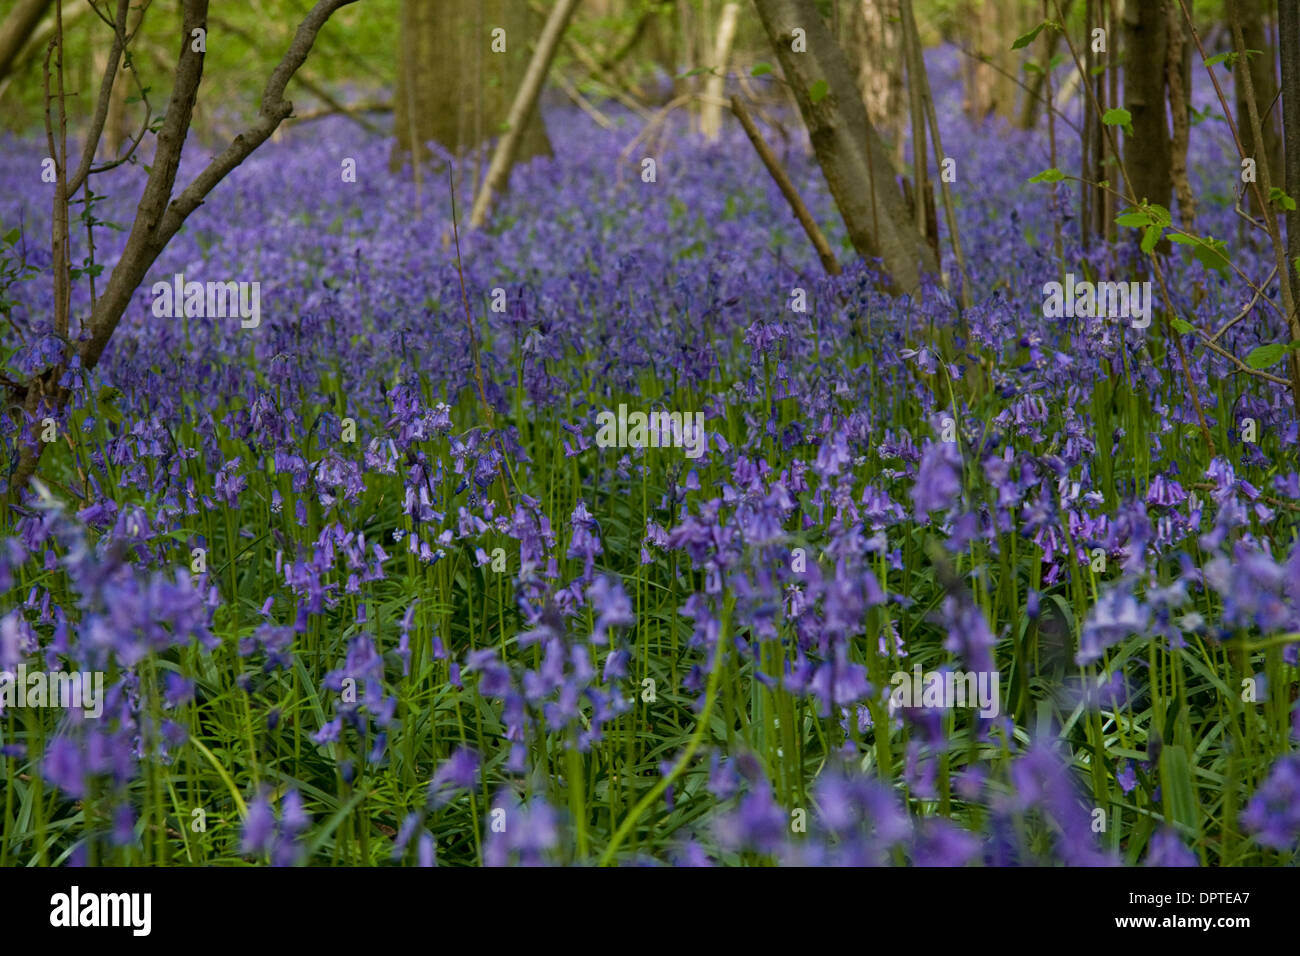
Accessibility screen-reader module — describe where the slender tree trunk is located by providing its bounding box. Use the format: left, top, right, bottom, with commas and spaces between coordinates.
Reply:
898, 0, 935, 259
843, 0, 905, 169
393, 0, 551, 167
0, 0, 54, 83
1166, 0, 1194, 227
1234, 0, 1283, 214
1081, 0, 1101, 247
470, 0, 580, 226
1020, 1, 1068, 131
1278, 0, 1300, 302
751, 0, 937, 291
731, 94, 840, 274
903, 0, 969, 304
1105, 0, 1118, 241
9, 0, 358, 502
701, 2, 741, 140
1123, 0, 1171, 207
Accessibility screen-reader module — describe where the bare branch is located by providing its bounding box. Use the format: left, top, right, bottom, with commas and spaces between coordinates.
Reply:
66, 0, 131, 197
731, 94, 840, 276
80, 0, 360, 372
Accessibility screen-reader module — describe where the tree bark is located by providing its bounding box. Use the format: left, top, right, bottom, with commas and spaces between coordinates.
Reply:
1080, 0, 1101, 246
1166, 0, 1194, 227
1123, 0, 1172, 207
392, 0, 551, 167
1234, 0, 1283, 213
959, 0, 1023, 121
751, 0, 937, 291
470, 0, 579, 227
0, 0, 54, 83
700, 2, 741, 140
1282, 0, 1300, 280
842, 0, 905, 168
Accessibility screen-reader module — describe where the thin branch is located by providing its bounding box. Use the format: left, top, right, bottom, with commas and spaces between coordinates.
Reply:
67, 0, 131, 197
1210, 266, 1276, 343
730, 93, 840, 276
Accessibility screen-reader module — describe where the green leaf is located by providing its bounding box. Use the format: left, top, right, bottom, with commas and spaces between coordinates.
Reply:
750, 62, 772, 77
1268, 187, 1297, 211
1116, 203, 1172, 231
1170, 317, 1195, 334
1, 227, 18, 246
1159, 745, 1201, 839
1102, 107, 1133, 135
1204, 52, 1231, 68
1140, 224, 1162, 254
1246, 343, 1289, 369
1029, 167, 1066, 184
1012, 21, 1047, 50
808, 79, 829, 104
1168, 232, 1231, 277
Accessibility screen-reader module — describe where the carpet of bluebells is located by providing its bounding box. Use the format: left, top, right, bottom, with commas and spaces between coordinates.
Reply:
2, 55, 1300, 867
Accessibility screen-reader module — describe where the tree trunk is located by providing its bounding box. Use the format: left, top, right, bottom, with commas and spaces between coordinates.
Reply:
1280, 0, 1300, 295
701, 2, 741, 140
959, 0, 1022, 121
751, 0, 938, 291
1080, 0, 1102, 246
470, 0, 579, 226
1020, 0, 1068, 131
1234, 0, 1283, 213
0, 0, 54, 83
393, 0, 552, 167
842, 0, 905, 169
898, 0, 935, 258
1123, 0, 1171, 207
8, 0, 358, 503
1166, 0, 1194, 228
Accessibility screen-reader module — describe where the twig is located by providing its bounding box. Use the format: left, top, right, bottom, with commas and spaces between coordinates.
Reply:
284, 99, 391, 125
553, 71, 614, 130
951, 41, 1081, 136
730, 94, 840, 276
1210, 266, 1275, 343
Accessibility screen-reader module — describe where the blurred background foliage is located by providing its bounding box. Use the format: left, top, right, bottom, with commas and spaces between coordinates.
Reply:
0, 0, 1235, 140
